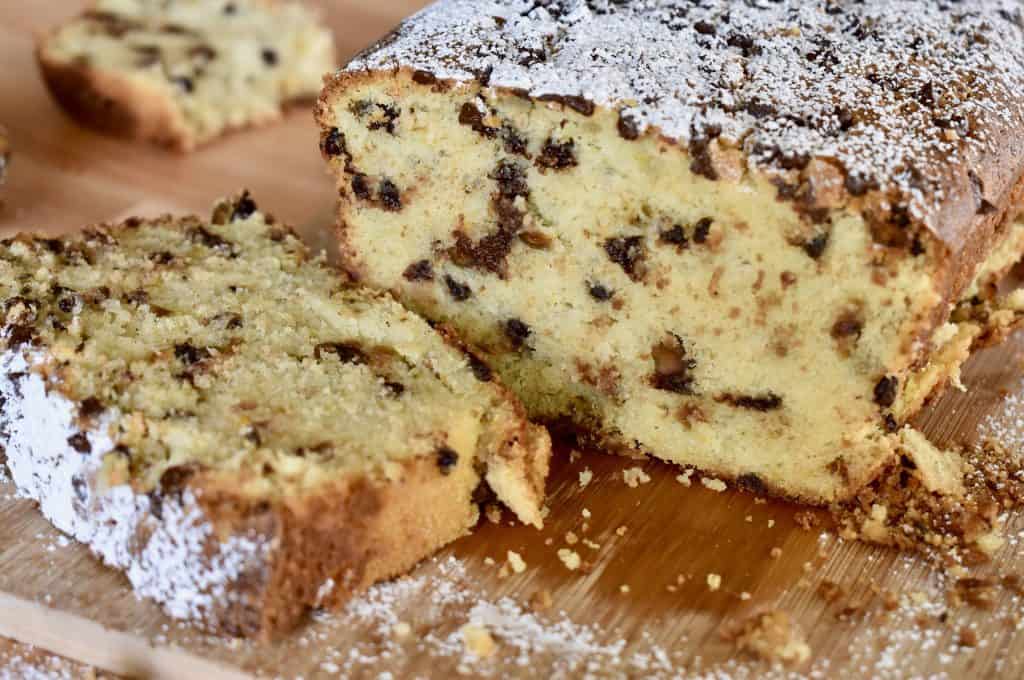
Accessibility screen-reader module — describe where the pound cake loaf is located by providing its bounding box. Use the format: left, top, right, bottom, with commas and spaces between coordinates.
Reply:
0, 193, 549, 637
318, 0, 1024, 503
38, 0, 336, 151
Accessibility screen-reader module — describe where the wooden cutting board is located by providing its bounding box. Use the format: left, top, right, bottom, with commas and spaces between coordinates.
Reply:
1, 3, 1022, 678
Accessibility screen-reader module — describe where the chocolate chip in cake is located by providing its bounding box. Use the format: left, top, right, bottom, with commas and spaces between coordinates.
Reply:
403, 259, 434, 281
467, 352, 493, 382
717, 392, 784, 411
831, 312, 863, 340
230, 191, 257, 221
604, 236, 646, 281
659, 224, 689, 248
320, 127, 354, 171
802, 232, 829, 259
149, 251, 176, 265
491, 159, 530, 198
79, 397, 104, 420
4, 297, 39, 328
884, 413, 899, 433
692, 218, 713, 244
504, 318, 532, 349
314, 342, 368, 364
536, 138, 578, 170
459, 101, 497, 138
351, 173, 371, 200
412, 69, 437, 85
617, 111, 640, 140
172, 76, 194, 94
650, 334, 697, 394
261, 48, 279, 67
736, 473, 766, 494
378, 179, 402, 211
874, 375, 899, 407
174, 343, 209, 365
383, 381, 405, 397
436, 446, 459, 474
588, 282, 614, 301
537, 94, 595, 116
444, 275, 473, 301
67, 432, 91, 454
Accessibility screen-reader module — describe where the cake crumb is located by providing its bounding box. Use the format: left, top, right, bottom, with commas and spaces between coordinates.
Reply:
770, 547, 783, 559
701, 477, 727, 492
740, 591, 752, 601
484, 556, 496, 566
557, 548, 582, 571
623, 466, 651, 487
620, 584, 631, 594
507, 551, 527, 574
959, 627, 978, 647
581, 508, 592, 519
731, 610, 811, 666
565, 531, 579, 545
485, 504, 503, 525
569, 449, 582, 463
392, 621, 412, 639
578, 468, 593, 488
768, 519, 775, 528
582, 538, 601, 550
676, 469, 694, 486
461, 623, 497, 657
707, 573, 722, 591
615, 525, 628, 536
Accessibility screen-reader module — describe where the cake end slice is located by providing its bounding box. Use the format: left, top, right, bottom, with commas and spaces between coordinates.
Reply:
0, 192, 549, 637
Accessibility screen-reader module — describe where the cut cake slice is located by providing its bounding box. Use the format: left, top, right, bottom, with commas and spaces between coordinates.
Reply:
0, 193, 550, 637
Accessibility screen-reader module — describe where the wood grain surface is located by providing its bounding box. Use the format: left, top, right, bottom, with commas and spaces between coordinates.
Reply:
0, 2, 1022, 679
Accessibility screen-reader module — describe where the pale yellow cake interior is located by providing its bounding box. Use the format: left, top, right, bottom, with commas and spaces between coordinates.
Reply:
322, 72, 1024, 502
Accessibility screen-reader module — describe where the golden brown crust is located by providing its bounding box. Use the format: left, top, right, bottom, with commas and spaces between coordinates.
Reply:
187, 449, 482, 639
36, 45, 195, 151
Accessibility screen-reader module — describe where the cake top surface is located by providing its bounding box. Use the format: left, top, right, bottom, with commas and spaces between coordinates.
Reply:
346, 0, 1024, 245
0, 195, 512, 500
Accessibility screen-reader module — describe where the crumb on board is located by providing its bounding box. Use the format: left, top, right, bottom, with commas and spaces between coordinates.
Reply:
730, 610, 811, 667
623, 466, 651, 487
676, 469, 694, 486
507, 551, 527, 574
461, 623, 497, 657
582, 508, 592, 518
579, 468, 593, 488
565, 531, 579, 545
557, 548, 582, 571
615, 525, 628, 536
485, 503, 503, 524
529, 589, 553, 612
701, 477, 727, 492
707, 573, 722, 591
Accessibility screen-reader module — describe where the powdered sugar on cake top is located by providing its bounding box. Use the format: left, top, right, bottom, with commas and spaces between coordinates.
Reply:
347, 0, 1024, 237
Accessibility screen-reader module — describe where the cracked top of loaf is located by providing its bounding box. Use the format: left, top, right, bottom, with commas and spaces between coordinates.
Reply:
345, 0, 1024, 251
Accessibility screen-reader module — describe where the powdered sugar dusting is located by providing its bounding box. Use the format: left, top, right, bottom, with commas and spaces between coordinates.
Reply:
981, 377, 1024, 451
0, 350, 272, 630
348, 0, 1024, 236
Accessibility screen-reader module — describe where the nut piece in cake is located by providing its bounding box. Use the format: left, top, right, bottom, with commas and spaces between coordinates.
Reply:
0, 193, 550, 637
37, 1, 336, 151
317, 0, 1024, 504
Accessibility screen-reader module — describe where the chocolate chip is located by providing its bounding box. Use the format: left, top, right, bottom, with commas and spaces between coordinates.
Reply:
412, 70, 437, 85
459, 101, 497, 138
737, 473, 766, 494
383, 381, 405, 396
79, 397, 104, 420
223, 2, 237, 14
588, 283, 614, 301
436, 447, 459, 474
717, 392, 783, 411
617, 111, 640, 140
659, 225, 689, 248
320, 127, 351, 165
261, 48, 278, 67
884, 413, 899, 432
874, 376, 898, 407
403, 259, 434, 281
536, 138, 577, 170
803, 232, 829, 259
491, 160, 529, 198
537, 94, 595, 116
444, 275, 472, 301
351, 173, 371, 199
693, 20, 717, 35
67, 433, 91, 454
604, 236, 646, 281
692, 218, 713, 244
314, 342, 367, 364
174, 343, 208, 365
379, 179, 402, 211
831, 313, 862, 339
149, 251, 176, 265
172, 76, 194, 94
503, 318, 531, 349
230, 191, 257, 221
467, 353, 493, 382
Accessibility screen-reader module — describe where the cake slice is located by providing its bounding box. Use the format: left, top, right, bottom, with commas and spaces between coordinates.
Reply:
37, 0, 336, 151
317, 0, 1024, 503
0, 193, 550, 638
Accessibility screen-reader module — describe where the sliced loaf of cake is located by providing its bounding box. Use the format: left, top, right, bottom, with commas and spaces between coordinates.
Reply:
37, 0, 336, 151
317, 0, 1024, 504
0, 193, 550, 637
